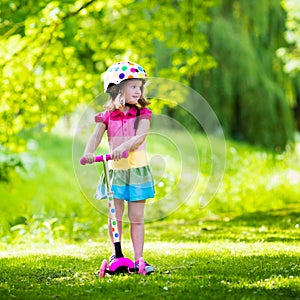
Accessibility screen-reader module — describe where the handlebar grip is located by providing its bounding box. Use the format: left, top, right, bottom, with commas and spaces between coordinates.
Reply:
80, 157, 88, 165
94, 154, 112, 162
80, 151, 129, 165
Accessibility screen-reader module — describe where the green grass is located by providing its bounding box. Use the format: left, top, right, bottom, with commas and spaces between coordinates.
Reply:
0, 208, 299, 299
0, 129, 300, 299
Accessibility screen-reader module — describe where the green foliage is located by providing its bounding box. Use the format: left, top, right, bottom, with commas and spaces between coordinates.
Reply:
0, 0, 215, 153
192, 0, 296, 150
1, 0, 299, 179
211, 140, 300, 215
0, 0, 99, 150
278, 0, 300, 74
0, 145, 24, 182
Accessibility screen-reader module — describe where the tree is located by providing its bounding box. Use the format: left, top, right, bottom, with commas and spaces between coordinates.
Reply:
0, 0, 98, 151
278, 0, 300, 74
277, 0, 300, 131
0, 0, 215, 151
191, 0, 295, 150
1, 0, 297, 169
0, 0, 216, 180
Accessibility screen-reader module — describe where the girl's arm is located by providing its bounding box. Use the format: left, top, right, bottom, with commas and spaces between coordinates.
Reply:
83, 122, 106, 163
112, 119, 150, 160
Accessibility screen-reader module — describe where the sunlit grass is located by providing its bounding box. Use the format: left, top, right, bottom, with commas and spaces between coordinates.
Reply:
0, 237, 299, 299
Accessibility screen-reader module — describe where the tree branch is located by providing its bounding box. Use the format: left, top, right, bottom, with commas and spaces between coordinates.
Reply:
62, 0, 97, 20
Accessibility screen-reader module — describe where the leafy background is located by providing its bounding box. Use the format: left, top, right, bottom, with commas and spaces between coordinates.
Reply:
1, 0, 300, 156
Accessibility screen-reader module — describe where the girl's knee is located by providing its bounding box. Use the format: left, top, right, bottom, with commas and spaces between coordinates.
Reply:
128, 202, 145, 224
129, 215, 144, 224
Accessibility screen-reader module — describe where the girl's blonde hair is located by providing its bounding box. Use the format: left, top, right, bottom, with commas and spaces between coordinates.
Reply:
104, 79, 150, 111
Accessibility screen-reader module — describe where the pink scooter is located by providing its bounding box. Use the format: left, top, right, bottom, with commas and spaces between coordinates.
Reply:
80, 152, 146, 277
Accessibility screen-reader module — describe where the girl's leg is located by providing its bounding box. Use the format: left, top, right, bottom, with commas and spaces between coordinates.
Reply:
108, 198, 124, 253
128, 200, 146, 262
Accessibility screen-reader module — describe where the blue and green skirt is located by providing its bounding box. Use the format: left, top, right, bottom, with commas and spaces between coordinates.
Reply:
95, 166, 155, 202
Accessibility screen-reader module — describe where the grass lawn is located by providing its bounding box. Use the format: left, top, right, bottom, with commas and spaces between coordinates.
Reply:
0, 129, 300, 299
0, 206, 299, 300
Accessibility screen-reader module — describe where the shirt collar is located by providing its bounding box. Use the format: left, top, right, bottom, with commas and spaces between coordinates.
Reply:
110, 106, 138, 119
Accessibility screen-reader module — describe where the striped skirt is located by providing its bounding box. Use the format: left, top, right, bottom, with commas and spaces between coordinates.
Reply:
95, 165, 155, 202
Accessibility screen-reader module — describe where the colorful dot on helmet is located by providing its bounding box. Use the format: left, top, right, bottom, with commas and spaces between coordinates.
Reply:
104, 61, 148, 92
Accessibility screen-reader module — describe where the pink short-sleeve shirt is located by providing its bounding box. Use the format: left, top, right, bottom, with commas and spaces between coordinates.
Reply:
95, 106, 152, 152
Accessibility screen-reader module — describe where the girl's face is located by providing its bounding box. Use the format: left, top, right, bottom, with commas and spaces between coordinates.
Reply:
123, 79, 143, 105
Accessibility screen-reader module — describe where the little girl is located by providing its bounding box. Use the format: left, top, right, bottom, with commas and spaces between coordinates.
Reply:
83, 61, 155, 274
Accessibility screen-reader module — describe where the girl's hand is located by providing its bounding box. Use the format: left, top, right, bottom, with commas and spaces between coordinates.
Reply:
83, 153, 95, 164
112, 146, 127, 161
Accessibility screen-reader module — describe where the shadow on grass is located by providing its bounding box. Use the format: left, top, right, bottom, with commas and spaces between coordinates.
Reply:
149, 206, 300, 244
230, 206, 300, 228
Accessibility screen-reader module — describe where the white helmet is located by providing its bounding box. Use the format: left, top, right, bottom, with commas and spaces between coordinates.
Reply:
103, 61, 148, 92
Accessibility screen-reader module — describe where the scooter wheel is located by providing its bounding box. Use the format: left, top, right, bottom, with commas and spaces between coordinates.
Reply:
99, 259, 108, 278
138, 257, 146, 276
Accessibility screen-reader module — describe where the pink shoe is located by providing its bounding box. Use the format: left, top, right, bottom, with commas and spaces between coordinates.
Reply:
135, 258, 154, 275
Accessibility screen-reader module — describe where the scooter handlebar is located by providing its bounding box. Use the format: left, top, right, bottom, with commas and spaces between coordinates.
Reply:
80, 151, 129, 165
